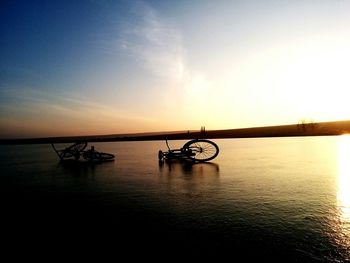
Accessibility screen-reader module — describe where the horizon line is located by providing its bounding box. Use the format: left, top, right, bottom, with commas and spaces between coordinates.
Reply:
1, 119, 350, 145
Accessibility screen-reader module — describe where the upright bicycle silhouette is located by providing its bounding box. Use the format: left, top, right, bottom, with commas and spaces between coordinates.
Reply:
158, 138, 219, 162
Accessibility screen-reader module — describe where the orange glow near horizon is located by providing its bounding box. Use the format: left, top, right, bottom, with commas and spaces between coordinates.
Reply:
2, 1, 350, 138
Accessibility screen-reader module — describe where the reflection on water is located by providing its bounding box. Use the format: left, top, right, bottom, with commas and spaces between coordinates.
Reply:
336, 135, 350, 254
158, 159, 220, 176
157, 160, 220, 196
4, 138, 350, 261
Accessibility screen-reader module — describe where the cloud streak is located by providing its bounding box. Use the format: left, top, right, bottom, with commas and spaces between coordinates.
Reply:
0, 87, 161, 137
117, 2, 185, 81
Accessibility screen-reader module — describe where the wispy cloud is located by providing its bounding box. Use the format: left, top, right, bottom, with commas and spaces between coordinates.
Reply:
0, 87, 160, 136
117, 2, 185, 81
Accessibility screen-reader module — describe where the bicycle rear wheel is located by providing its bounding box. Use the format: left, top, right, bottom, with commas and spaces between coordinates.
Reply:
60, 141, 87, 160
182, 139, 219, 162
66, 141, 88, 153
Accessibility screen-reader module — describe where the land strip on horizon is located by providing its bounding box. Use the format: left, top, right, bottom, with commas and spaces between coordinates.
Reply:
1, 120, 350, 145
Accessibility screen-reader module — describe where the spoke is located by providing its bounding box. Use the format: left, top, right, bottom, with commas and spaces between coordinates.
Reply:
184, 140, 218, 161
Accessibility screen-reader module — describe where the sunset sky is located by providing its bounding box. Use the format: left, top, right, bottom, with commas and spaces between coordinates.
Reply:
1, 0, 350, 138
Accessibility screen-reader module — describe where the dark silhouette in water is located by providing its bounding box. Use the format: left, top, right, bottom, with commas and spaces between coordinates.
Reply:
159, 158, 220, 177
52, 141, 115, 163
158, 138, 219, 162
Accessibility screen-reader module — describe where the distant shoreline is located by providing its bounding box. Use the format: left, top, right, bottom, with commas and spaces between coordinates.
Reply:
1, 120, 350, 145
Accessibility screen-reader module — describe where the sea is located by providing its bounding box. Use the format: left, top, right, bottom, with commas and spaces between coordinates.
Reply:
1, 136, 350, 261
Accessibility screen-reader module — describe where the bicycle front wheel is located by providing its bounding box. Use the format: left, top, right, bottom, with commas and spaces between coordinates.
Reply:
182, 139, 219, 162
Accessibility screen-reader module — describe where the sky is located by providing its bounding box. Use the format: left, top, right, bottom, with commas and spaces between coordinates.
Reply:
1, 0, 350, 138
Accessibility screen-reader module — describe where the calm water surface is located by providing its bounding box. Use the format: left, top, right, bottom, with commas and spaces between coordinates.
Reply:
1, 137, 350, 261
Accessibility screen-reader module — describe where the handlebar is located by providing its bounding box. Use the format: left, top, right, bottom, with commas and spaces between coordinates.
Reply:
165, 137, 171, 151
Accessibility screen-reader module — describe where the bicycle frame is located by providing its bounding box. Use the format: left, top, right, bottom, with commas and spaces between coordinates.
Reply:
52, 142, 115, 163
158, 138, 219, 162
163, 139, 185, 157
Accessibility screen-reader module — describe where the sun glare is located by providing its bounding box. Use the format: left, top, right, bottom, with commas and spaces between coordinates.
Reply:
194, 39, 350, 130
276, 43, 350, 122
337, 135, 350, 203
337, 135, 350, 233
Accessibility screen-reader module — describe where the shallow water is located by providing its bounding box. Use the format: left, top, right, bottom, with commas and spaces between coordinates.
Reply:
1, 137, 350, 261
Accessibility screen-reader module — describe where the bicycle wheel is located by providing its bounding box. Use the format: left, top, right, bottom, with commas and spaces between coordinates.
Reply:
182, 139, 219, 162
63, 142, 87, 155
60, 142, 88, 159
66, 141, 88, 152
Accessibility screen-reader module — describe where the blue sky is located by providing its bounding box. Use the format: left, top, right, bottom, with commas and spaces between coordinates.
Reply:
1, 0, 350, 137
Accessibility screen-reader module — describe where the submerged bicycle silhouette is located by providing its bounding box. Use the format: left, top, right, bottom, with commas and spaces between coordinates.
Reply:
51, 141, 115, 163
158, 138, 219, 162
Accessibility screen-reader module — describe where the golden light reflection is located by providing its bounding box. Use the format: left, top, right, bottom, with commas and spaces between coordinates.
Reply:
336, 135, 350, 247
